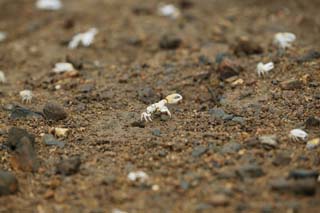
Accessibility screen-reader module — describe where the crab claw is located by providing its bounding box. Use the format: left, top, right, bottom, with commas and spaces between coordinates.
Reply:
165, 93, 183, 104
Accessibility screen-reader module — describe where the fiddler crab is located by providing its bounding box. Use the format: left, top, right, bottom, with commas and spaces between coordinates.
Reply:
141, 93, 183, 122
19, 90, 33, 104
256, 62, 274, 77
289, 129, 308, 141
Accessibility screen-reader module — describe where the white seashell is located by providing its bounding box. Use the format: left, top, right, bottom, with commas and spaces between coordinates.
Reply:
68, 28, 98, 49
127, 171, 149, 182
158, 4, 180, 19
36, 0, 62, 10
289, 129, 308, 141
306, 138, 320, 150
273, 32, 296, 49
0, 70, 6, 83
52, 62, 75, 74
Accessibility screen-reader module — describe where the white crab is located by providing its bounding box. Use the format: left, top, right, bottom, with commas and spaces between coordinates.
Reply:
141, 93, 183, 122
0, 70, 6, 83
68, 28, 98, 49
19, 90, 33, 104
256, 62, 274, 77
289, 129, 308, 141
273, 32, 296, 49
127, 171, 149, 183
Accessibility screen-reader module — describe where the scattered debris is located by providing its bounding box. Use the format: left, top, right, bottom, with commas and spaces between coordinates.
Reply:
19, 90, 33, 104
56, 156, 81, 176
43, 102, 67, 121
158, 4, 180, 19
141, 93, 182, 122
68, 28, 98, 49
256, 62, 274, 77
128, 171, 149, 183
0, 32, 7, 42
289, 129, 308, 141
52, 62, 75, 74
36, 0, 62, 11
306, 138, 320, 150
7, 127, 39, 172
273, 32, 296, 49
0, 171, 18, 196
0, 70, 6, 83
42, 134, 65, 148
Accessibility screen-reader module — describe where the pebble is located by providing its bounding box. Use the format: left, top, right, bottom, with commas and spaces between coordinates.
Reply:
209, 108, 233, 121
272, 152, 291, 166
296, 50, 320, 63
131, 121, 145, 128
280, 79, 303, 90
259, 135, 278, 149
51, 127, 69, 137
7, 127, 39, 172
159, 34, 182, 50
42, 134, 65, 148
9, 105, 43, 120
192, 145, 208, 157
56, 156, 81, 176
43, 102, 67, 121
288, 169, 319, 180
217, 58, 242, 81
152, 129, 161, 137
0, 171, 18, 196
208, 194, 230, 206
231, 116, 245, 125
221, 142, 242, 154
305, 116, 320, 129
137, 87, 159, 104
306, 138, 320, 150
270, 178, 316, 196
233, 38, 263, 56
237, 164, 264, 179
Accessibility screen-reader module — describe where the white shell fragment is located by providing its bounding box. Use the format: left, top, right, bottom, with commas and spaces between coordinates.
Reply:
128, 171, 149, 183
289, 129, 308, 141
52, 62, 75, 74
0, 70, 6, 83
68, 28, 98, 49
19, 90, 33, 104
52, 127, 69, 137
256, 62, 274, 77
158, 4, 180, 19
306, 138, 320, 150
273, 32, 296, 49
0, 32, 7, 42
36, 0, 62, 11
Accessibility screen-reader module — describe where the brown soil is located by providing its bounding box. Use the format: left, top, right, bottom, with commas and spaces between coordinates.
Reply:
1, 0, 320, 212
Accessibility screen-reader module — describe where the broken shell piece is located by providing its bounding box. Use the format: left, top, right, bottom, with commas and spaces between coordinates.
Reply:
50, 127, 69, 137
158, 4, 180, 19
0, 70, 6, 83
52, 62, 75, 74
128, 171, 149, 183
36, 0, 62, 10
68, 28, 98, 49
273, 32, 296, 49
306, 138, 320, 150
289, 129, 308, 141
0, 32, 7, 42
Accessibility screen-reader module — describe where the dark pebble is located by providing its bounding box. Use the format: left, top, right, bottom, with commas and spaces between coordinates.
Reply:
280, 79, 303, 90
288, 169, 319, 180
305, 116, 320, 129
42, 134, 65, 148
0, 171, 18, 196
233, 38, 263, 56
237, 164, 264, 179
159, 34, 182, 50
270, 178, 316, 196
221, 142, 242, 154
192, 145, 208, 157
43, 102, 67, 121
7, 127, 39, 172
296, 50, 320, 63
131, 121, 145, 128
56, 156, 81, 176
272, 152, 291, 166
9, 105, 43, 120
152, 129, 161, 137
217, 58, 242, 81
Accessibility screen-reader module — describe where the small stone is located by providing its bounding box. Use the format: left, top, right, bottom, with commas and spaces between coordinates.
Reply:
51, 127, 69, 137
209, 108, 233, 120
296, 50, 320, 63
221, 142, 242, 154
43, 102, 67, 121
272, 152, 291, 166
259, 135, 278, 149
159, 34, 182, 50
152, 129, 161, 137
131, 121, 145, 128
56, 156, 81, 176
9, 105, 43, 120
7, 127, 39, 172
288, 169, 319, 180
208, 194, 230, 206
0, 171, 18, 196
217, 58, 243, 81
270, 178, 316, 196
306, 138, 320, 150
192, 145, 208, 157
305, 116, 320, 129
231, 116, 245, 124
237, 164, 264, 179
280, 79, 303, 90
233, 38, 263, 56
137, 87, 159, 104
42, 134, 65, 148
79, 84, 95, 93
